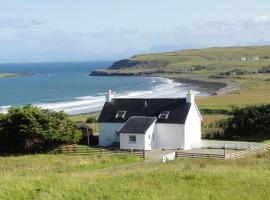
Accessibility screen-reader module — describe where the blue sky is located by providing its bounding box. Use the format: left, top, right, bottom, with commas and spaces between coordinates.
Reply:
1, 0, 270, 62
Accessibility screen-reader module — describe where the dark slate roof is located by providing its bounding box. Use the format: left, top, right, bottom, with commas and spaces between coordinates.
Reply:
98, 98, 191, 124
118, 116, 157, 134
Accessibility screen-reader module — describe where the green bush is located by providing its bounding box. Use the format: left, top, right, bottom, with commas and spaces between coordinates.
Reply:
216, 105, 270, 139
0, 105, 81, 154
258, 66, 270, 73
86, 117, 97, 123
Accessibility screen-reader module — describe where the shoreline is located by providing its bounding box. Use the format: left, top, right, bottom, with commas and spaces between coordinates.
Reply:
0, 72, 236, 117
70, 75, 236, 117
166, 76, 237, 95
89, 70, 236, 96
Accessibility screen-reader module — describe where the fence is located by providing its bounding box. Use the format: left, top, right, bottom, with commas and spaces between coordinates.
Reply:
176, 152, 225, 159
191, 140, 263, 150
53, 144, 145, 159
176, 143, 270, 160
225, 144, 270, 159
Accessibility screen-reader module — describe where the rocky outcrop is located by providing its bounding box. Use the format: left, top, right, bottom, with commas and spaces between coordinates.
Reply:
109, 59, 169, 70
89, 70, 162, 76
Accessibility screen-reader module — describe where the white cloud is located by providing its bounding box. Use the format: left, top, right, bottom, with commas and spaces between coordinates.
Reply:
0, 18, 46, 29
252, 16, 270, 24
1, 16, 270, 62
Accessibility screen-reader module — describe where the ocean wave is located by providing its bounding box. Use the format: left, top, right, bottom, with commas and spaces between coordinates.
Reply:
0, 77, 204, 115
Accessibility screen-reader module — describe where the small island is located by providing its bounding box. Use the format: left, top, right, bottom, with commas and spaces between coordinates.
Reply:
0, 73, 34, 78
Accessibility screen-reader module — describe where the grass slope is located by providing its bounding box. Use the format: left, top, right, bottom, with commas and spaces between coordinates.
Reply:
110, 46, 270, 75
101, 46, 270, 107
99, 46, 270, 135
0, 153, 270, 199
0, 154, 139, 199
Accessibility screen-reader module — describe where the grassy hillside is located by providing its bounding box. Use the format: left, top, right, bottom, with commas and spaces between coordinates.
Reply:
1, 153, 270, 199
90, 46, 270, 137
101, 46, 270, 77
94, 46, 270, 91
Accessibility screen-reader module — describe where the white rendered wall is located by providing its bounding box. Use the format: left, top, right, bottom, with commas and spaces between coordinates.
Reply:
120, 133, 146, 150
154, 124, 185, 150
99, 123, 124, 146
119, 122, 155, 150
144, 122, 155, 150
184, 104, 202, 150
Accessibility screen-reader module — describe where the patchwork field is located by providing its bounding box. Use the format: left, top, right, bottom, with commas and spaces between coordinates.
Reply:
0, 152, 270, 199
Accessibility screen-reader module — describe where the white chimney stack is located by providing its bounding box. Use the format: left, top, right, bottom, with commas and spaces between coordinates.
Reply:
186, 89, 195, 104
106, 90, 114, 103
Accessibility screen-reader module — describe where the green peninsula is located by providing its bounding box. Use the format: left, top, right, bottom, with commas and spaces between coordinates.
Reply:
90, 45, 270, 135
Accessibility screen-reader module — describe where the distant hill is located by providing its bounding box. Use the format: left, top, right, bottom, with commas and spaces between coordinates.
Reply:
90, 45, 270, 79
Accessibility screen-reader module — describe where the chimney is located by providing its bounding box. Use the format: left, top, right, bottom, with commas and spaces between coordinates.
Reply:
144, 101, 148, 107
186, 89, 195, 104
106, 90, 113, 103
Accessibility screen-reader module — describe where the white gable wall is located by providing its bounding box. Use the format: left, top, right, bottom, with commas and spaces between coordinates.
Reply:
99, 123, 124, 146
184, 104, 202, 150
119, 122, 155, 150
144, 122, 155, 150
120, 133, 146, 150
154, 124, 185, 149
99, 103, 202, 150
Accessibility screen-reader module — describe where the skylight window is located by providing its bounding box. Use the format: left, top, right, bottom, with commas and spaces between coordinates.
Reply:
158, 111, 169, 120
115, 110, 126, 119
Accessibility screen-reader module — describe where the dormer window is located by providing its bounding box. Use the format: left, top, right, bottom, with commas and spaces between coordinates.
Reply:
158, 111, 169, 120
115, 110, 126, 119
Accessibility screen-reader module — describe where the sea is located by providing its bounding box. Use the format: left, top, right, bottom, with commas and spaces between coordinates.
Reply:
0, 61, 206, 115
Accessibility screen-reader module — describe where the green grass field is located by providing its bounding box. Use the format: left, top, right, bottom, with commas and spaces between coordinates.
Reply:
99, 46, 270, 136
0, 154, 139, 199
69, 113, 99, 123
0, 152, 270, 199
99, 46, 270, 109
69, 113, 99, 134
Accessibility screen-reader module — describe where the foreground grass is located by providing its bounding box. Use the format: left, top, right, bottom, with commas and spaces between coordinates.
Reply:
0, 154, 139, 199
0, 152, 270, 199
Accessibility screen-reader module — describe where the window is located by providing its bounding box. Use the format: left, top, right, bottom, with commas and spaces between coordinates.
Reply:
115, 110, 126, 119
129, 135, 136, 143
158, 111, 169, 120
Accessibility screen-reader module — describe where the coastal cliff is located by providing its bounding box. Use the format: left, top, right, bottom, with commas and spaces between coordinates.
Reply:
90, 46, 270, 78
89, 45, 270, 94
109, 59, 169, 69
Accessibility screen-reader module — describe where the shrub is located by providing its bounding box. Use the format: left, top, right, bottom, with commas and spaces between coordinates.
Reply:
258, 66, 270, 73
86, 117, 97, 123
0, 105, 81, 154
214, 105, 270, 139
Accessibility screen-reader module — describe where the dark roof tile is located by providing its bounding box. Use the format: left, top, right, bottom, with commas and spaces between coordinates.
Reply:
98, 98, 190, 124
118, 116, 157, 134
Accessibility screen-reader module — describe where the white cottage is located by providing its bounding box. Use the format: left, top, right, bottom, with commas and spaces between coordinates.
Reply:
98, 90, 202, 150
